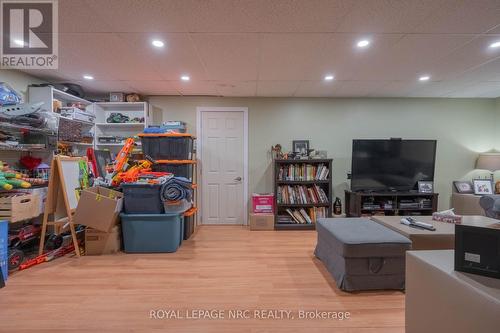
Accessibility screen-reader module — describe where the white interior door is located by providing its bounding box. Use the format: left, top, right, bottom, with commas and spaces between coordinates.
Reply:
201, 111, 245, 224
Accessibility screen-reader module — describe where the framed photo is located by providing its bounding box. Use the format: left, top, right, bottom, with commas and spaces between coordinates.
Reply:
418, 181, 434, 193
473, 179, 493, 195
292, 140, 309, 155
453, 181, 474, 194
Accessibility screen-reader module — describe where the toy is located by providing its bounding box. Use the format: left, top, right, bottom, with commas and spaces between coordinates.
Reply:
9, 223, 85, 271
0, 82, 22, 105
8, 223, 42, 270
0, 161, 31, 189
106, 112, 130, 123
119, 159, 153, 184
125, 93, 141, 102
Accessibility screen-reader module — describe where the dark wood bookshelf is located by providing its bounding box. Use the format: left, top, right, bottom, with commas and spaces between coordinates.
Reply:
274, 158, 333, 230
276, 180, 330, 185
277, 203, 331, 208
345, 190, 438, 217
275, 223, 316, 230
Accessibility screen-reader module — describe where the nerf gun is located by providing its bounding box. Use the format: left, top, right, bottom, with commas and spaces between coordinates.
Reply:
119, 159, 153, 184
109, 138, 136, 186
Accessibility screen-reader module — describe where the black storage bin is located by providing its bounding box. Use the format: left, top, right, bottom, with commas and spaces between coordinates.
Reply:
183, 208, 196, 240
152, 163, 194, 181
140, 134, 193, 160
121, 183, 164, 214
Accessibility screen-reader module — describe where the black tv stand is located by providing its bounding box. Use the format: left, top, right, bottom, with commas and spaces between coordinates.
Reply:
345, 190, 438, 217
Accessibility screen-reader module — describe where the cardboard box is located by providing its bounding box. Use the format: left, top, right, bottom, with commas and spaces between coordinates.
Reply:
249, 213, 274, 231
252, 193, 274, 213
85, 226, 121, 255
73, 186, 123, 232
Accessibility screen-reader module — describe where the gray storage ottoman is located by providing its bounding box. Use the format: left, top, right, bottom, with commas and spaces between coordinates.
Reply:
314, 218, 411, 291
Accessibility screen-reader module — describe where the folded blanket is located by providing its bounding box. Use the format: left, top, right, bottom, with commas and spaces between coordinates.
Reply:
160, 176, 192, 202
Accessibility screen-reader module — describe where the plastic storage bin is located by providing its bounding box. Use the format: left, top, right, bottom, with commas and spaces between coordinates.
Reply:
183, 208, 197, 240
120, 213, 183, 253
152, 162, 194, 181
139, 133, 193, 160
164, 199, 192, 214
0, 220, 8, 282
122, 183, 164, 214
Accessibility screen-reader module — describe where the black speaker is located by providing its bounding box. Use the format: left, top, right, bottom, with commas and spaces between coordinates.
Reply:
455, 222, 500, 279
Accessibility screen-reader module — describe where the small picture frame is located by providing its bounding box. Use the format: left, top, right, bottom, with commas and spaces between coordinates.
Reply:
292, 140, 310, 155
418, 181, 434, 193
473, 179, 493, 195
453, 181, 474, 194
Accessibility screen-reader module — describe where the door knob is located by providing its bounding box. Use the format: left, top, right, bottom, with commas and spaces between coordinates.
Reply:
234, 176, 242, 182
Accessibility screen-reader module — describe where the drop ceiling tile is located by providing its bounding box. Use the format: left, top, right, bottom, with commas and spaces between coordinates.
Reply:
83, 0, 188, 32
115, 33, 208, 81
332, 81, 391, 97
365, 81, 414, 97
214, 81, 257, 97
59, 0, 112, 33
172, 81, 218, 96
293, 80, 339, 97
57, 33, 163, 81
444, 81, 500, 98
413, 0, 500, 33
256, 81, 301, 97
337, 0, 447, 33
73, 80, 135, 95
352, 34, 473, 81
20, 69, 74, 82
180, 0, 354, 33
453, 57, 500, 83
191, 34, 260, 80
304, 33, 404, 81
430, 36, 500, 80
259, 33, 332, 81
125, 81, 180, 96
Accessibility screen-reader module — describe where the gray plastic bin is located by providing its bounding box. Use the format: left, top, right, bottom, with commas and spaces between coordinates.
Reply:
120, 213, 183, 253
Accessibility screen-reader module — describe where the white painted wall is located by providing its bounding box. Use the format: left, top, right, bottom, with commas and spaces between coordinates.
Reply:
148, 96, 498, 211
0, 69, 43, 101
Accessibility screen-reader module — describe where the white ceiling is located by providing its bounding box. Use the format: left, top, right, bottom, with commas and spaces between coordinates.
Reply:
22, 0, 500, 98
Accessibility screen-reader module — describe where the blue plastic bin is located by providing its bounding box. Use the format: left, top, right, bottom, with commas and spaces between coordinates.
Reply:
122, 183, 164, 214
120, 213, 183, 253
0, 220, 8, 282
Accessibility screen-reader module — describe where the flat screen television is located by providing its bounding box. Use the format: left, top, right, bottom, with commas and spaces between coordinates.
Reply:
351, 139, 437, 192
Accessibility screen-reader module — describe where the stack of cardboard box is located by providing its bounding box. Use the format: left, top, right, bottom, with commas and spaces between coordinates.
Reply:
73, 187, 123, 255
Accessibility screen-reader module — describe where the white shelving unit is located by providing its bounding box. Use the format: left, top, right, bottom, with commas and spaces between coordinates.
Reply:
28, 88, 149, 156
28, 86, 95, 156
92, 102, 148, 153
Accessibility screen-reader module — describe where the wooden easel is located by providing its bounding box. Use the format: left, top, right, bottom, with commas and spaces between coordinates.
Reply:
38, 156, 85, 256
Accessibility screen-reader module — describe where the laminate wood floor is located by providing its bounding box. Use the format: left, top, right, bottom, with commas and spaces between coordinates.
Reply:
0, 226, 405, 332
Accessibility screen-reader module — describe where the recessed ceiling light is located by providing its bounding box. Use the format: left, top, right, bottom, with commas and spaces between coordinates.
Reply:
83, 74, 94, 80
152, 40, 164, 48
489, 41, 500, 49
180, 75, 190, 81
419, 75, 430, 81
324, 75, 334, 81
13, 39, 24, 46
357, 40, 370, 48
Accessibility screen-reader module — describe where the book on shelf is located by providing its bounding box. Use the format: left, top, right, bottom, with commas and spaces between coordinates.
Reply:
277, 184, 329, 205
277, 163, 329, 181
279, 206, 327, 224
